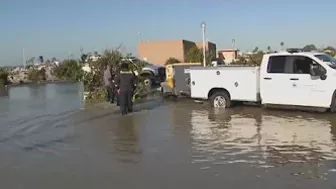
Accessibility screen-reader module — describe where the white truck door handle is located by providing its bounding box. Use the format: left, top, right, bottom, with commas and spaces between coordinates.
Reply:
263, 77, 272, 80
290, 78, 299, 81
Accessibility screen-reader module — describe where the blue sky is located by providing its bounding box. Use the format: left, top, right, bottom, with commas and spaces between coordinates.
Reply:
0, 0, 335, 66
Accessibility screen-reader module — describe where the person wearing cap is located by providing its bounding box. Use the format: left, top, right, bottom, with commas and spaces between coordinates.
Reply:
115, 63, 136, 115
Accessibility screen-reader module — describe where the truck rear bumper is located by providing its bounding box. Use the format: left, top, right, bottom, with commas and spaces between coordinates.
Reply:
161, 82, 191, 97
161, 82, 174, 94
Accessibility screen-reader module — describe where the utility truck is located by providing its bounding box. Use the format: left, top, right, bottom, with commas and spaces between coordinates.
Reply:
189, 49, 336, 112
161, 63, 202, 97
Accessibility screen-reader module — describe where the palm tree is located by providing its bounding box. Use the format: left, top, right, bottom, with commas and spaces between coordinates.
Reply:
267, 46, 271, 52
252, 47, 259, 53
280, 42, 284, 50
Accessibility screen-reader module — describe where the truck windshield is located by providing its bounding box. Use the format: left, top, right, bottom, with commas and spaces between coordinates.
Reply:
314, 54, 336, 65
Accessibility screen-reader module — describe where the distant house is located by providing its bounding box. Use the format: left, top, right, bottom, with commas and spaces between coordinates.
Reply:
82, 63, 91, 73
218, 49, 239, 64
86, 53, 101, 62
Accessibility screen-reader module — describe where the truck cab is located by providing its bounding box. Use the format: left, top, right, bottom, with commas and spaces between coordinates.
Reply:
189, 50, 336, 112
260, 51, 336, 111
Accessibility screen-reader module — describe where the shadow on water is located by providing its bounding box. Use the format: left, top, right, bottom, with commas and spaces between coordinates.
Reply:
112, 115, 142, 163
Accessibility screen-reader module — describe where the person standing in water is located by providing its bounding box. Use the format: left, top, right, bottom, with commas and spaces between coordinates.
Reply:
115, 63, 136, 115
103, 65, 115, 103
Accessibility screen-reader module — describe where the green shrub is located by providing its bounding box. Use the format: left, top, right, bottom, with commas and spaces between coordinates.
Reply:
165, 57, 180, 65
27, 68, 46, 82
54, 59, 84, 81
82, 47, 147, 102
0, 69, 9, 87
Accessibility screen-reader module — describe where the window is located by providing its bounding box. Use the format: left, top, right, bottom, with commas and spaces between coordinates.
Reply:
292, 56, 312, 74
315, 54, 336, 69
267, 56, 287, 73
292, 56, 326, 75
267, 55, 326, 75
315, 54, 336, 65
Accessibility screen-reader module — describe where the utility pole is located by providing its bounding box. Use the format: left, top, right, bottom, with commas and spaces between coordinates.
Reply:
201, 22, 206, 67
138, 32, 143, 42
22, 48, 26, 69
232, 39, 235, 50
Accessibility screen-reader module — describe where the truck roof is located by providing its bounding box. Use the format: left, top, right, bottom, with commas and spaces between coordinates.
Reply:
267, 51, 324, 57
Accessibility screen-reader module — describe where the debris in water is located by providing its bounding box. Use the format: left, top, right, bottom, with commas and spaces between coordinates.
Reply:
259, 165, 274, 168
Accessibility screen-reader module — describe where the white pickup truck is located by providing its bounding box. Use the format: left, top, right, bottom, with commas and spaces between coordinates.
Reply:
189, 50, 336, 112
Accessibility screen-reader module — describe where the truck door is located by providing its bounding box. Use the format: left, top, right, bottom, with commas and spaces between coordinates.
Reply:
260, 55, 294, 105
291, 56, 329, 107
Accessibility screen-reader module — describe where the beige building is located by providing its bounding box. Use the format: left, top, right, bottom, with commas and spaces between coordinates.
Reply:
218, 49, 239, 64
138, 39, 216, 66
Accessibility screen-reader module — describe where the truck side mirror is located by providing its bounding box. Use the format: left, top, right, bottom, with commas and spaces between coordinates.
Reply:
310, 64, 320, 76
310, 64, 327, 80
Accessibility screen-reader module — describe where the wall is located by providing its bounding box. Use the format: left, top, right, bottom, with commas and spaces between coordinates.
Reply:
218, 50, 238, 64
182, 40, 198, 60
196, 41, 217, 53
138, 40, 217, 66
138, 40, 185, 66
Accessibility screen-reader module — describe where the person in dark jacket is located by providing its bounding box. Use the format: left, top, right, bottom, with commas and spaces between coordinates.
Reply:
115, 63, 136, 115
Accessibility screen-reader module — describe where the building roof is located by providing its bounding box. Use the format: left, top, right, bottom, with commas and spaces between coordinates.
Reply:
218, 49, 239, 52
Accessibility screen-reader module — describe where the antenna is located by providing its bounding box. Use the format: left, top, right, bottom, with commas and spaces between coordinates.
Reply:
22, 48, 26, 69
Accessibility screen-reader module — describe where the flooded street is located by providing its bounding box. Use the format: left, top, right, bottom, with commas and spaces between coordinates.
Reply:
0, 83, 336, 189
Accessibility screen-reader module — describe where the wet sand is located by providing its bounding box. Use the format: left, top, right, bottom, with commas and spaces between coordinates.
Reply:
0, 83, 336, 188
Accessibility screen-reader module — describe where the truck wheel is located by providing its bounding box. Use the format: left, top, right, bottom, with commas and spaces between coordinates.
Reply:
143, 77, 152, 87
210, 91, 231, 108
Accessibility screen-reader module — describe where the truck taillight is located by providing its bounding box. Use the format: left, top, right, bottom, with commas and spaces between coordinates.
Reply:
167, 78, 174, 88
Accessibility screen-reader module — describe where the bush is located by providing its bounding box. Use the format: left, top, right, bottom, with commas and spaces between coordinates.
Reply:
85, 87, 106, 101
185, 46, 215, 65
0, 69, 9, 87
82, 47, 148, 102
54, 59, 84, 81
165, 57, 180, 65
247, 51, 265, 65
27, 68, 46, 82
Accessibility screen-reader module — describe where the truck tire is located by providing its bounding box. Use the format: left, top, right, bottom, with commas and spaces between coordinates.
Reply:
143, 76, 153, 87
209, 91, 231, 108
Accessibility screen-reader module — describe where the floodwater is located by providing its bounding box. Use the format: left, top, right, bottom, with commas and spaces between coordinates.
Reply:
0, 83, 336, 189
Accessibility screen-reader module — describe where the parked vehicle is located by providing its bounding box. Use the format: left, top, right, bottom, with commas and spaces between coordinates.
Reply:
123, 57, 165, 86
189, 50, 336, 112
161, 63, 202, 97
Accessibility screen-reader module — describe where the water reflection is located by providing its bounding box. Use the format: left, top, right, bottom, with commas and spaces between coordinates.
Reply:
0, 87, 8, 97
113, 116, 142, 163
0, 82, 85, 149
0, 82, 84, 121
29, 85, 47, 99
189, 107, 336, 168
